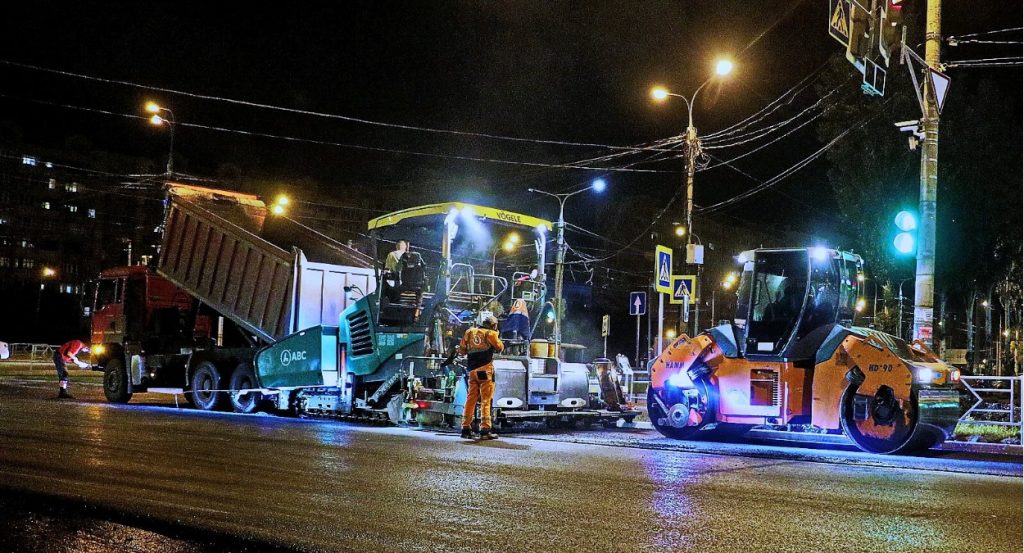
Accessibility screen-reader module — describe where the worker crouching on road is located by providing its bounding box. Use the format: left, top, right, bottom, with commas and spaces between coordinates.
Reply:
54, 339, 89, 399
460, 316, 504, 440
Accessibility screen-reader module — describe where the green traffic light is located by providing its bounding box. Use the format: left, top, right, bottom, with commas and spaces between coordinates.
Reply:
894, 232, 915, 254
895, 211, 917, 232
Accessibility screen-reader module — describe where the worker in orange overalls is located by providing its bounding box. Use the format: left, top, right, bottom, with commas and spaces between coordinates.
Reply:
54, 339, 90, 399
460, 315, 504, 440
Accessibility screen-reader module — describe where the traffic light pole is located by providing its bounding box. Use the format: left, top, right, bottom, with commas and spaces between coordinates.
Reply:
913, 0, 941, 346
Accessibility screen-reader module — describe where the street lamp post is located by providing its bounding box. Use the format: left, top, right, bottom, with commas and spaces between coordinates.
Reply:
651, 58, 733, 337
490, 233, 519, 296
35, 267, 58, 325
529, 179, 605, 346
145, 102, 176, 176
897, 277, 914, 340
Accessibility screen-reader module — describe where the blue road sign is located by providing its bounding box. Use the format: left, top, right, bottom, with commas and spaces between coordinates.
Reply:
655, 245, 673, 294
670, 275, 696, 305
629, 291, 647, 316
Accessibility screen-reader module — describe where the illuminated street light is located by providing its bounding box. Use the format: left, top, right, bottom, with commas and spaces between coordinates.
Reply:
856, 298, 867, 313
857, 273, 865, 282
665, 328, 677, 340
142, 101, 175, 176
41, 267, 57, 278
529, 181, 607, 345
674, 225, 686, 237
650, 57, 735, 337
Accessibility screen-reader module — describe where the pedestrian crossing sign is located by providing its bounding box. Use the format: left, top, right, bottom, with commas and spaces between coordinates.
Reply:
828, 0, 850, 47
670, 275, 696, 305
655, 245, 673, 294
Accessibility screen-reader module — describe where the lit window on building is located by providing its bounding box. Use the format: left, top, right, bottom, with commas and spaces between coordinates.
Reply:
49, 178, 56, 190
0, 218, 6, 225
19, 239, 30, 248
45, 162, 53, 169
42, 202, 50, 210
22, 258, 35, 269
0, 257, 8, 267
88, 209, 96, 218
65, 285, 73, 294
66, 182, 78, 193
21, 156, 36, 166
68, 205, 78, 213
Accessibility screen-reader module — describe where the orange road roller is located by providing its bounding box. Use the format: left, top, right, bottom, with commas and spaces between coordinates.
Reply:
647, 247, 961, 454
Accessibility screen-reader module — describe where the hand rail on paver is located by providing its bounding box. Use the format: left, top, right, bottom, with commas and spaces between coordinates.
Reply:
959, 375, 1023, 435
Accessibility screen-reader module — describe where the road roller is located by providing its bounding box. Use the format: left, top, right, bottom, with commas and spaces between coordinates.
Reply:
647, 247, 961, 454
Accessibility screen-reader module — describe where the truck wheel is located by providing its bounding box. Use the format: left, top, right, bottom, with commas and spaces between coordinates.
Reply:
103, 358, 132, 404
189, 361, 224, 411
840, 384, 924, 454
648, 379, 716, 440
228, 363, 261, 414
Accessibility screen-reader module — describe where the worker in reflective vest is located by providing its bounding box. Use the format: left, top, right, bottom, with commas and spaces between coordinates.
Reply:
54, 339, 90, 399
460, 316, 504, 440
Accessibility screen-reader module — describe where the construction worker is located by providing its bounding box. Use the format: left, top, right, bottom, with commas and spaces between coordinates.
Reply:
460, 315, 504, 439
384, 239, 409, 274
54, 339, 90, 399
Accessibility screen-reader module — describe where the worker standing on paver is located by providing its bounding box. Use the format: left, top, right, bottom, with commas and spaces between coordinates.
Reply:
54, 339, 89, 399
460, 316, 503, 440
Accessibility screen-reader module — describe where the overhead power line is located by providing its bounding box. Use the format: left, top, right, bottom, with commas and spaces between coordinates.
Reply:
0, 59, 674, 154
0, 93, 682, 174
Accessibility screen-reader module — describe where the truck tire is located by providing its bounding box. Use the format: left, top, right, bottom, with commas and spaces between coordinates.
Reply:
228, 363, 261, 414
189, 361, 224, 411
103, 358, 132, 404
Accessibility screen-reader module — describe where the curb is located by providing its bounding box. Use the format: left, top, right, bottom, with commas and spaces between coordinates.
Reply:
630, 422, 1022, 457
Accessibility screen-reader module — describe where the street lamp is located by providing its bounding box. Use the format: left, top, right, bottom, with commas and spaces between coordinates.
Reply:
491, 233, 520, 294
528, 178, 606, 346
897, 277, 914, 340
35, 266, 58, 324
271, 194, 289, 216
144, 101, 175, 176
650, 56, 734, 249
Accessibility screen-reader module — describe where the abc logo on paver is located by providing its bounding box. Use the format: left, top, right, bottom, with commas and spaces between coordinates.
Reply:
280, 350, 307, 366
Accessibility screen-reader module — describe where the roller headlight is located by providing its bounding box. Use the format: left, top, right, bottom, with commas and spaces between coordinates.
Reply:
668, 372, 691, 388
915, 368, 935, 382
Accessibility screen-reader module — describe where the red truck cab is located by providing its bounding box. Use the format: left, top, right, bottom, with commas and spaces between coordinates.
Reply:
90, 266, 194, 370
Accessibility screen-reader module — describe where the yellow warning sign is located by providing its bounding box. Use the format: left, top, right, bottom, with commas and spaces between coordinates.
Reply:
829, 0, 850, 46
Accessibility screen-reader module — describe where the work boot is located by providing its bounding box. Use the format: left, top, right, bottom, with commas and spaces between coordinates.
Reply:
460, 428, 476, 440
481, 429, 498, 440
57, 389, 73, 399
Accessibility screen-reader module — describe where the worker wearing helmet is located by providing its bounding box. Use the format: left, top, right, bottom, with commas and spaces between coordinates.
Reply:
459, 315, 504, 439
54, 339, 90, 399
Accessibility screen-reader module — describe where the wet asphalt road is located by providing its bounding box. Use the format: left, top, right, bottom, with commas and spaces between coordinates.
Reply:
0, 378, 1021, 553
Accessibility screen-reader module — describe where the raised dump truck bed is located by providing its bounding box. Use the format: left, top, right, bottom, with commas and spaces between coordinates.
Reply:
158, 184, 375, 342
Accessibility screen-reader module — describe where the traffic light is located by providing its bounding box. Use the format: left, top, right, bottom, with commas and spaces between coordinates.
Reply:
892, 210, 917, 255
879, 0, 906, 66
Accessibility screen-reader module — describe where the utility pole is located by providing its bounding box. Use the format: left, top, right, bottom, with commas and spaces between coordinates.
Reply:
912, 0, 941, 346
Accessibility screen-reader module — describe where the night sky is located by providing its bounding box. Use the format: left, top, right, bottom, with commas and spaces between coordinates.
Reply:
2, 2, 1019, 222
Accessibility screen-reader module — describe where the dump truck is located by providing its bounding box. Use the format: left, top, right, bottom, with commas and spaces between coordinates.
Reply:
646, 247, 962, 454
90, 184, 375, 412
